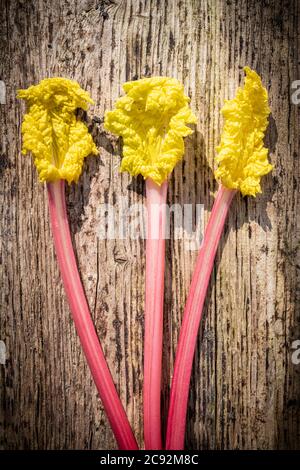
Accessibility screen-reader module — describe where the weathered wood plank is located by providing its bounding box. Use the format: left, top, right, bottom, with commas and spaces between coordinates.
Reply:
0, 0, 299, 449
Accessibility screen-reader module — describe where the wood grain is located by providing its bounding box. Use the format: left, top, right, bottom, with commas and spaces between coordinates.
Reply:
0, 0, 299, 450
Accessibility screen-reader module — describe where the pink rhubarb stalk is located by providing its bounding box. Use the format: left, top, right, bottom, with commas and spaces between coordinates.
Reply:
48, 179, 138, 450
166, 66, 272, 449
166, 185, 236, 450
103, 76, 197, 449
144, 178, 168, 450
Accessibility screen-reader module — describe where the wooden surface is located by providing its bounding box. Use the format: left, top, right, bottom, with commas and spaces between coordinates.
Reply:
1, 0, 300, 450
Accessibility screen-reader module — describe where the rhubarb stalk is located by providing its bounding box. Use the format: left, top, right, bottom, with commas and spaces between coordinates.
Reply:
166, 67, 273, 449
144, 178, 167, 449
104, 77, 197, 449
166, 185, 235, 449
48, 179, 138, 450
18, 78, 138, 450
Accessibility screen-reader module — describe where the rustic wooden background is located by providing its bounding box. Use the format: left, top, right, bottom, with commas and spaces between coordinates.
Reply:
1, 0, 300, 450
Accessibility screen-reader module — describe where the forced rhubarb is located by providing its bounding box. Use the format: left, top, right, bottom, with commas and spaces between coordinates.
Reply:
18, 78, 138, 450
104, 77, 197, 449
166, 67, 273, 449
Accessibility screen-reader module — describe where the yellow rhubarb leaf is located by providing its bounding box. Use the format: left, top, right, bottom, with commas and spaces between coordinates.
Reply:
215, 67, 273, 196
18, 77, 98, 183
104, 77, 197, 185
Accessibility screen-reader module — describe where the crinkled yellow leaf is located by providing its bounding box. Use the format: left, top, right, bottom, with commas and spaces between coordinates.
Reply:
215, 67, 273, 196
104, 77, 197, 185
17, 77, 98, 183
